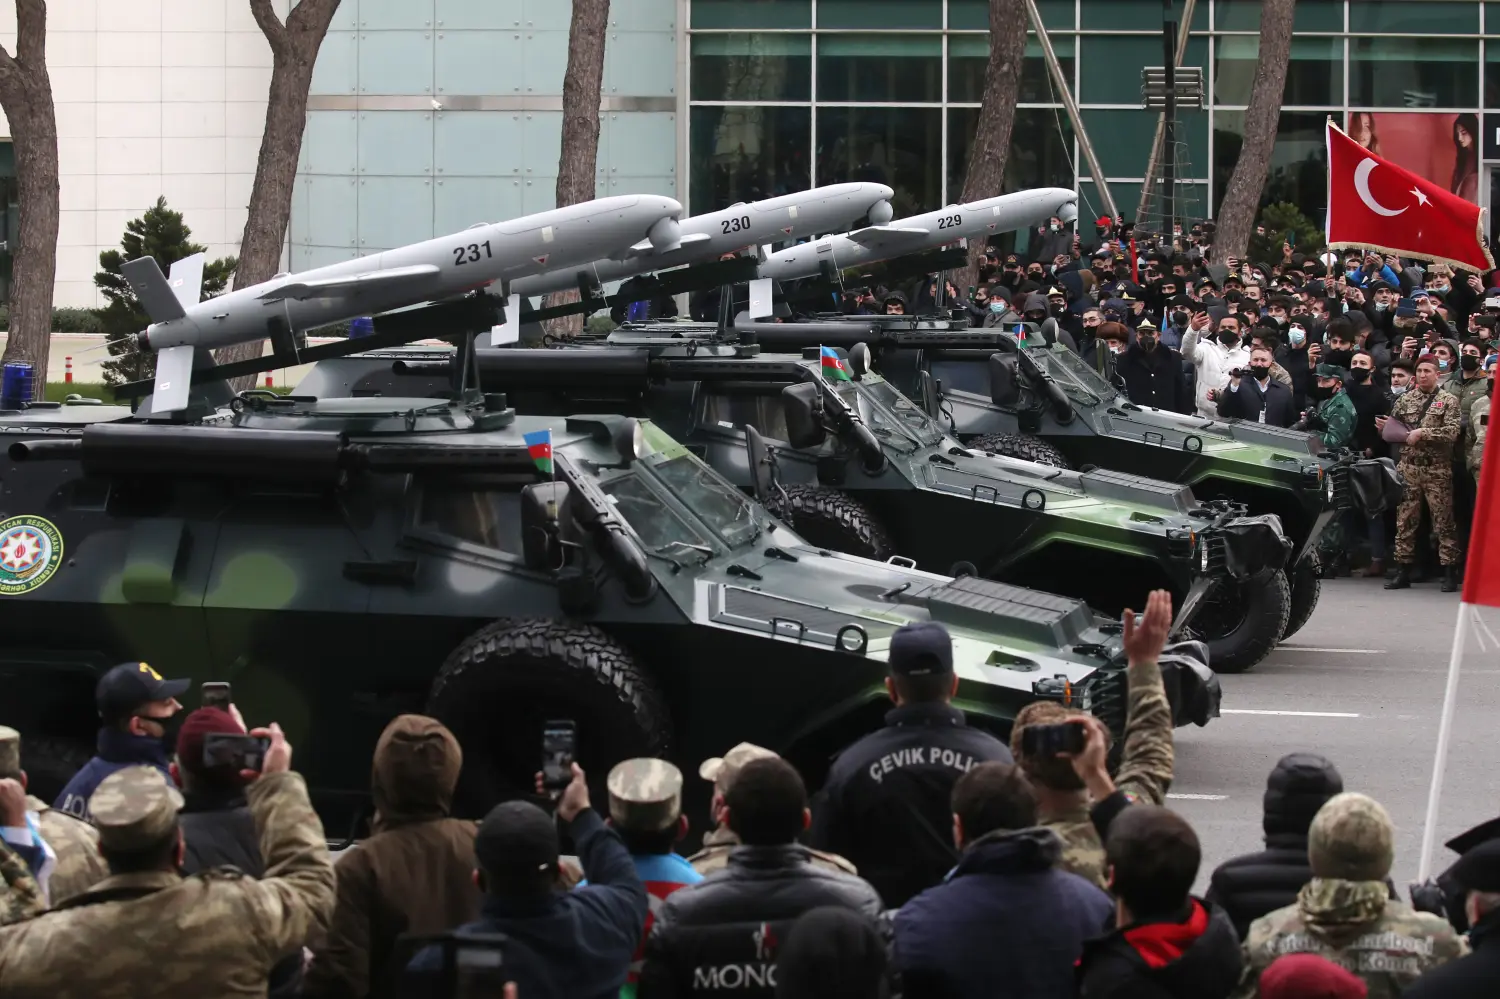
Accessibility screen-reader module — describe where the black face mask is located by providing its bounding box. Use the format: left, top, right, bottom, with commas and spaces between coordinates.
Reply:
1249, 364, 1271, 381
1350, 367, 1372, 383
1050, 304, 1066, 315
1138, 335, 1157, 351
1170, 311, 1189, 328
136, 710, 187, 757
1309, 383, 1333, 401
1219, 330, 1240, 346
1097, 227, 1111, 238
1325, 348, 1354, 367
1462, 354, 1482, 372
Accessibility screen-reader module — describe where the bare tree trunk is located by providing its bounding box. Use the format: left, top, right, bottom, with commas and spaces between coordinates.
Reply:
954, 0, 1028, 295
0, 0, 59, 397
542, 0, 611, 339
216, 0, 342, 382
1214, 0, 1295, 263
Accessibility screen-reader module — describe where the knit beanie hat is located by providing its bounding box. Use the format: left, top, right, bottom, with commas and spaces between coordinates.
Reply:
1308, 792, 1395, 881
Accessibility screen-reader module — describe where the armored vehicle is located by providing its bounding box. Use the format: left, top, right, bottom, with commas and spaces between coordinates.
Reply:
0, 392, 1213, 823
690, 314, 1351, 644
299, 337, 1291, 673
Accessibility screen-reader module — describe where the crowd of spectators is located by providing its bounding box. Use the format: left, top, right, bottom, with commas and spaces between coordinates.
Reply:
837, 217, 1495, 590
3, 590, 1498, 999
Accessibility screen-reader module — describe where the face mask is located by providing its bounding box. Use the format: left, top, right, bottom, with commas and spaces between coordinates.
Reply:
1137, 335, 1157, 351
1392, 384, 1408, 397
1326, 349, 1354, 367
1438, 359, 1450, 372
1288, 328, 1306, 347
1462, 355, 1482, 372
989, 301, 1006, 314
1309, 383, 1333, 400
1050, 223, 1060, 232
1097, 227, 1110, 238
1431, 284, 1450, 293
1374, 300, 1389, 311
1218, 330, 1240, 346
1351, 367, 1372, 383
1108, 342, 1126, 355
1249, 364, 1272, 380
1170, 311, 1189, 328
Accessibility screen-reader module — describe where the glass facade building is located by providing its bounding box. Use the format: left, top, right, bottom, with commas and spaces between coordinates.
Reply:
293, 1, 1500, 259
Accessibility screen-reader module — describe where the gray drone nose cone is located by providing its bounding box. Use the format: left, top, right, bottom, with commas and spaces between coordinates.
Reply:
868, 200, 894, 226
648, 216, 683, 251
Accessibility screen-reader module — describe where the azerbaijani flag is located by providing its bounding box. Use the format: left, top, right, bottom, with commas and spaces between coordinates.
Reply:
523, 429, 553, 475
820, 346, 851, 382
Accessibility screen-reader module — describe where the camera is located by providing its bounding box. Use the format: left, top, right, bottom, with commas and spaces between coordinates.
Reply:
1229, 367, 1245, 378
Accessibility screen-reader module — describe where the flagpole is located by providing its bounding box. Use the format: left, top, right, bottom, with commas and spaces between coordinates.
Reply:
1418, 601, 1473, 882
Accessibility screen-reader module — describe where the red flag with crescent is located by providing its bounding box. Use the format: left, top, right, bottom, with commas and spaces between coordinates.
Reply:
1326, 119, 1495, 272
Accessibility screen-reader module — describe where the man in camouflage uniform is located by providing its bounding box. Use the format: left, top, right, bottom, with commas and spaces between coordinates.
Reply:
1009, 589, 1175, 889
690, 743, 857, 876
1236, 792, 1465, 998
1470, 374, 1491, 477
1, 841, 42, 925
1302, 364, 1357, 451
1382, 354, 1464, 592
0, 723, 336, 999
0, 727, 107, 906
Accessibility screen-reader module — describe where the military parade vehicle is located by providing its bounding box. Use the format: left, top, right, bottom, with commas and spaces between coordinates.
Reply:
691, 313, 1351, 645
297, 330, 1291, 674
0, 300, 1216, 826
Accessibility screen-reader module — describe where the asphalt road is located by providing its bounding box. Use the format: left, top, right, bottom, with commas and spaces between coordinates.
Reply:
1171, 575, 1500, 895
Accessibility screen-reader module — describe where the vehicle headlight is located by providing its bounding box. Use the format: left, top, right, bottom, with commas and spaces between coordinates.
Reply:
1200, 541, 1210, 573
1325, 475, 1335, 502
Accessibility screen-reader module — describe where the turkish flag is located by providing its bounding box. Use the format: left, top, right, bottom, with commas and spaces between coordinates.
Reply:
1327, 120, 1495, 273
1464, 417, 1500, 608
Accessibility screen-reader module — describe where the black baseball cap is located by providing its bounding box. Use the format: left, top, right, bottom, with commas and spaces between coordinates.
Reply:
889, 622, 954, 677
96, 662, 190, 722
475, 800, 560, 884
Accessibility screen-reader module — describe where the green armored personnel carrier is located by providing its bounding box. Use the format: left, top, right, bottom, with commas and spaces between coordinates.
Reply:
689, 314, 1351, 645
0, 386, 1215, 823
300, 334, 1291, 674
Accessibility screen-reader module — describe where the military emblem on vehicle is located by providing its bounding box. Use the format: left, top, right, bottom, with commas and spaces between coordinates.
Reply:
0, 515, 63, 595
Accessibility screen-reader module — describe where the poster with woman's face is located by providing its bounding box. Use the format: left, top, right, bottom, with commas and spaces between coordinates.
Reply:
1347, 112, 1480, 204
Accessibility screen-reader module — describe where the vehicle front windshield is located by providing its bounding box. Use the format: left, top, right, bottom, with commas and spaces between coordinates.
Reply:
1032, 346, 1120, 406
848, 376, 947, 447
648, 453, 762, 547
601, 473, 716, 563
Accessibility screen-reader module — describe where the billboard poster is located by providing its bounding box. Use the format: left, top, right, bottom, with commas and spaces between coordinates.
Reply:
1347, 111, 1480, 204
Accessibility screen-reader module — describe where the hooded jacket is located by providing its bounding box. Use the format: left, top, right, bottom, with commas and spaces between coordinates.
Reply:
1236, 880, 1466, 999
1078, 898, 1242, 999
894, 827, 1113, 999
304, 715, 479, 999
1206, 754, 1343, 940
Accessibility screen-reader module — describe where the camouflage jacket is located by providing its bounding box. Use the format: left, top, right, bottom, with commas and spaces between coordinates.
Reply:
1312, 390, 1357, 451
28, 795, 107, 906
1391, 386, 1462, 465
0, 771, 336, 999
1234, 878, 1466, 999
1443, 373, 1489, 425
1, 842, 44, 926
1470, 394, 1490, 475
689, 826, 858, 877
1045, 655, 1174, 890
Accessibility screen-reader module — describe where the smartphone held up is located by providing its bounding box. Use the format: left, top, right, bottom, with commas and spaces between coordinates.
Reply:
202, 733, 271, 773
542, 720, 577, 792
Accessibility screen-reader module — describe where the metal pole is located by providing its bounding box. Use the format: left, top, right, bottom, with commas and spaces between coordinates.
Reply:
1137, 0, 1197, 221
1163, 18, 1178, 234
1022, 0, 1117, 220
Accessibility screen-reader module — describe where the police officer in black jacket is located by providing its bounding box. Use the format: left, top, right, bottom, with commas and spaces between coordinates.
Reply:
808, 622, 1014, 908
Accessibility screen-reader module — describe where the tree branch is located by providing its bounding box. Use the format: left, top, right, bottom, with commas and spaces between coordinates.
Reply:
286, 0, 343, 34
249, 0, 289, 55
14, 0, 46, 67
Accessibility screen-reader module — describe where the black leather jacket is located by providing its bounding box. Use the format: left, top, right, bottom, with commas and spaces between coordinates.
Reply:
637, 844, 883, 999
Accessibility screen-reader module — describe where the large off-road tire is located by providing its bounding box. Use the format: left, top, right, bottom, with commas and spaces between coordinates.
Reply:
18, 736, 93, 805
769, 484, 896, 560
1192, 570, 1292, 674
968, 432, 1072, 469
427, 618, 671, 817
1282, 551, 1322, 641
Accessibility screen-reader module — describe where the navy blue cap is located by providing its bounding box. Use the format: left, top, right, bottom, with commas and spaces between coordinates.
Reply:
889, 622, 954, 677
96, 662, 191, 722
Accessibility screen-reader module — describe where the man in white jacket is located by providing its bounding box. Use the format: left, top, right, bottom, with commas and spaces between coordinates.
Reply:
1181, 313, 1250, 418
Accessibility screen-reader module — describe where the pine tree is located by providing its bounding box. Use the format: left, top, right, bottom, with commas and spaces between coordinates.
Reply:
95, 197, 237, 386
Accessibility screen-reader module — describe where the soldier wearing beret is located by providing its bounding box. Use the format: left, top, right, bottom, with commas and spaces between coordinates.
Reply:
0, 727, 107, 907
0, 723, 336, 999
607, 759, 702, 998
1405, 837, 1500, 998
808, 621, 1014, 908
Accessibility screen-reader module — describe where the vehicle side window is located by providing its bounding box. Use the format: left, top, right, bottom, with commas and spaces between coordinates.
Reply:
700, 391, 792, 442
931, 359, 993, 398
415, 486, 525, 555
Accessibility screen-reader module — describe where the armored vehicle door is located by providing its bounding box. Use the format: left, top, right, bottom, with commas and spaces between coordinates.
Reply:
692, 382, 826, 490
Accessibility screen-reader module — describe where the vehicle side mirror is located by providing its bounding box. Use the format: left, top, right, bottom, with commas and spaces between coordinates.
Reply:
781, 382, 827, 449
1041, 317, 1061, 346
849, 342, 872, 378
989, 353, 1020, 407
520, 481, 574, 571
745, 425, 775, 503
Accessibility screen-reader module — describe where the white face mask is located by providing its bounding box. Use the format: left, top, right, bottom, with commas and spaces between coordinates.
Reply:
1392, 384, 1408, 396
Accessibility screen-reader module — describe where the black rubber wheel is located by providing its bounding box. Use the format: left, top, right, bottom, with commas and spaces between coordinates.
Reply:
1191, 570, 1292, 674
769, 484, 896, 560
427, 618, 672, 817
968, 432, 1073, 470
19, 736, 93, 805
1282, 551, 1322, 641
